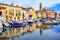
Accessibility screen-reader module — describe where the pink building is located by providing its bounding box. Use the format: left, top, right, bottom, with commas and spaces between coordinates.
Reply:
46, 10, 56, 18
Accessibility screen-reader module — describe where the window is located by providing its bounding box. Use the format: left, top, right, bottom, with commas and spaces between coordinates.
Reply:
6, 10, 8, 14
58, 17, 60, 19
29, 15, 32, 18
18, 12, 21, 16
9, 9, 14, 15
18, 17, 20, 21
22, 12, 24, 18
59, 14, 60, 16
6, 16, 8, 19
6, 16, 8, 22
14, 17, 16, 20
0, 11, 2, 16
18, 17, 20, 19
10, 11, 14, 15
16, 13, 18, 16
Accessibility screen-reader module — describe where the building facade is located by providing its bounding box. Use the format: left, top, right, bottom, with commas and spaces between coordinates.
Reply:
56, 13, 60, 20
36, 3, 56, 19
36, 3, 47, 19
0, 3, 23, 22
0, 3, 59, 22
27, 7, 36, 19
46, 10, 56, 18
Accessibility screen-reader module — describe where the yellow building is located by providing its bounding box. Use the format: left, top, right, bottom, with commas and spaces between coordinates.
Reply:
0, 3, 38, 23
0, 3, 22, 22
27, 7, 36, 19
22, 7, 27, 20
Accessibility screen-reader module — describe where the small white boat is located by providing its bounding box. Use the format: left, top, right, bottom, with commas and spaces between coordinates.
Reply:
52, 20, 59, 24
34, 18, 40, 22
27, 19, 34, 25
55, 19, 60, 24
43, 20, 58, 25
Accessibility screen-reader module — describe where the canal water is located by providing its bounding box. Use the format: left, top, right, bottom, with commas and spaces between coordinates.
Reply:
0, 25, 60, 40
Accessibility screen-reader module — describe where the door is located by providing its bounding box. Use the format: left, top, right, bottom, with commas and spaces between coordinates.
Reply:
0, 11, 3, 22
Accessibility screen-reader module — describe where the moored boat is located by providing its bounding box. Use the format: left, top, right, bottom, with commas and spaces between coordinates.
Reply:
43, 20, 59, 25
27, 19, 35, 25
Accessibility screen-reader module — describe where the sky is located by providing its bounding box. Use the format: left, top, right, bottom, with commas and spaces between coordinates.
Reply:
0, 0, 60, 13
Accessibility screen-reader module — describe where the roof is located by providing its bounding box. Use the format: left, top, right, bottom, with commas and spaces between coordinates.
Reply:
22, 7, 27, 10
36, 10, 40, 13
0, 3, 22, 8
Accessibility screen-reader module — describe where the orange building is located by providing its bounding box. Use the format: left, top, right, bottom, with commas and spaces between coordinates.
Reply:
46, 10, 56, 18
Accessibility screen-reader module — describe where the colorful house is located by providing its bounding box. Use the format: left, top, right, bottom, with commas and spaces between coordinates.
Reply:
36, 3, 46, 19
27, 7, 36, 19
0, 3, 22, 22
37, 3, 56, 19
22, 7, 27, 20
46, 10, 56, 19
56, 13, 60, 20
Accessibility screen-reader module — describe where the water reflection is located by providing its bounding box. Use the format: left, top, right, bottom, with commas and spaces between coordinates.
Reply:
0, 38, 9, 40
0, 22, 60, 40
39, 25, 54, 36
52, 25, 60, 33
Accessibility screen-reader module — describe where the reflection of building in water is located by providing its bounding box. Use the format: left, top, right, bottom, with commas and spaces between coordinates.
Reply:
40, 27, 43, 36
39, 25, 54, 36
11, 37, 14, 40
0, 38, 9, 40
